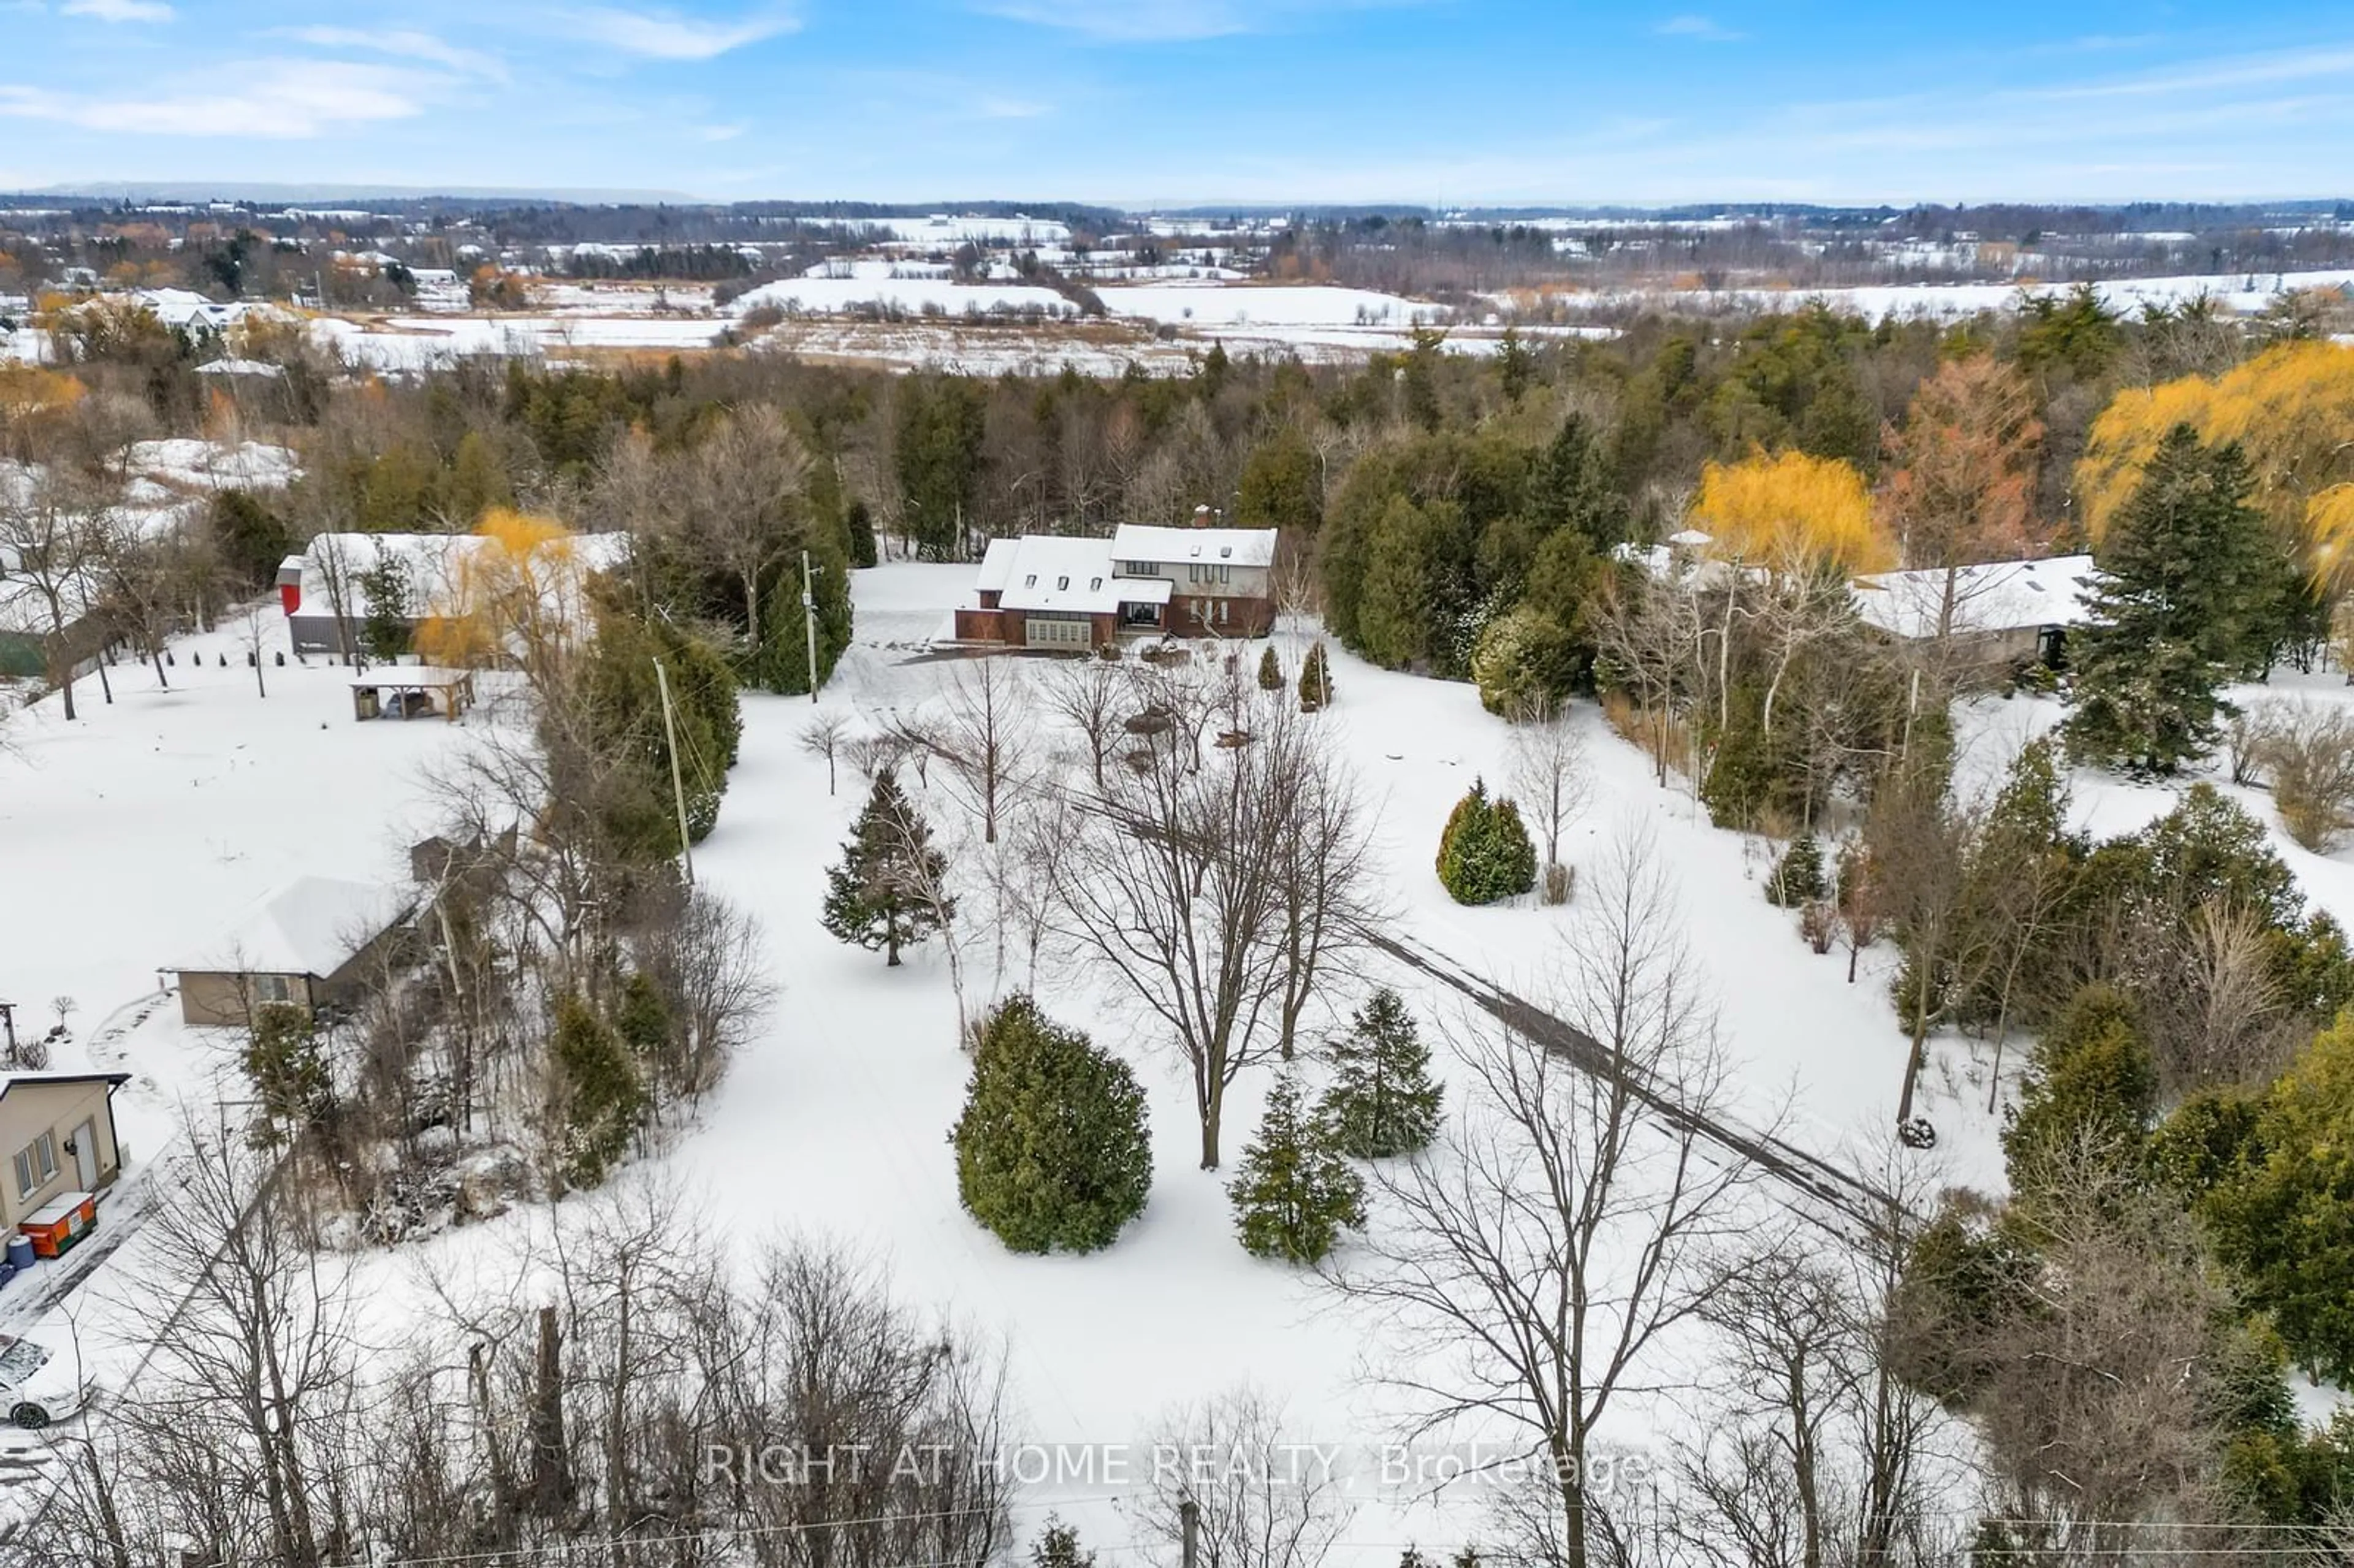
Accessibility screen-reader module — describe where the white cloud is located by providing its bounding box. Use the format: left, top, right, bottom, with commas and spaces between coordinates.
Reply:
981, 0, 1419, 44
978, 96, 1051, 120
566, 5, 798, 60
1655, 15, 1743, 42
278, 27, 508, 81
0, 59, 426, 137
60, 0, 172, 20
983, 0, 1250, 40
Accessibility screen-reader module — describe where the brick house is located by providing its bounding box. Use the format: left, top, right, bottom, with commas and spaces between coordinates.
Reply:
954, 511, 1279, 649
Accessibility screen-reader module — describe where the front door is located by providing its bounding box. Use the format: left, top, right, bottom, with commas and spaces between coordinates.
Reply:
69, 1121, 96, 1189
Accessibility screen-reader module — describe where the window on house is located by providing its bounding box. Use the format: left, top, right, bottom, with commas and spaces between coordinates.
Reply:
1024, 574, 1038, 587
1091, 577, 1102, 591
257, 974, 291, 1004
1219, 546, 1233, 558
1057, 576, 1070, 590
12, 1132, 56, 1200
1218, 599, 1229, 625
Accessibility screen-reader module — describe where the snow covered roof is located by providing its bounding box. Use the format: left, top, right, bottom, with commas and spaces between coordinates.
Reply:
1851, 554, 2096, 641
192, 876, 414, 979
973, 535, 1177, 614
1111, 523, 1278, 569
293, 530, 633, 623
128, 438, 299, 491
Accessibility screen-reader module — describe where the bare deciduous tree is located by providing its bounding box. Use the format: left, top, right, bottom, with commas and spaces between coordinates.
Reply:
1507, 695, 1593, 875
1327, 832, 1759, 1568
799, 709, 853, 796
1061, 671, 1370, 1167
897, 657, 1033, 846
1130, 1386, 1353, 1568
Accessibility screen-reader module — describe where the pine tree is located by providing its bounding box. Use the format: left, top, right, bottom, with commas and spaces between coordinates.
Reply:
1298, 641, 1334, 712
847, 499, 880, 569
1228, 1073, 1366, 1264
1258, 645, 1284, 691
2065, 424, 2278, 774
549, 994, 647, 1191
1436, 779, 1538, 905
1031, 1517, 1095, 1568
1319, 988, 1444, 1158
951, 995, 1152, 1254
821, 767, 951, 965
1766, 833, 1826, 907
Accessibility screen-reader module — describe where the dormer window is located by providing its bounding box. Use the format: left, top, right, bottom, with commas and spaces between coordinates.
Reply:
1091, 577, 1103, 590
1219, 546, 1233, 558
1057, 576, 1070, 590
1024, 574, 1037, 587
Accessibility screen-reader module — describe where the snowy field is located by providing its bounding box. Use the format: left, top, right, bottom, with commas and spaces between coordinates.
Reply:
5, 567, 2351, 1543
1520, 266, 2354, 323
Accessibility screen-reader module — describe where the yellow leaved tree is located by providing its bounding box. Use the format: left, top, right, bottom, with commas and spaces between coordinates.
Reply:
414, 508, 595, 690
1692, 448, 1892, 574
2077, 341, 2354, 598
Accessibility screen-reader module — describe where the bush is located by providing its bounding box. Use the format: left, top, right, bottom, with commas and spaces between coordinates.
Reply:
1228, 1073, 1366, 1264
1257, 646, 1283, 691
2001, 983, 2156, 1190
1436, 778, 1537, 905
1319, 988, 1444, 1158
1766, 833, 1825, 907
1541, 862, 1575, 906
1298, 642, 1334, 711
1471, 606, 1580, 719
951, 995, 1152, 1255
549, 994, 647, 1191
2257, 703, 2354, 852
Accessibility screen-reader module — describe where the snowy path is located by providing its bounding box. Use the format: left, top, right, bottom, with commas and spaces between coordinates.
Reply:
1369, 929, 1904, 1246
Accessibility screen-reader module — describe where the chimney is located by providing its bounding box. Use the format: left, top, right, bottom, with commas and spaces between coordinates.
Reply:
1192, 504, 1213, 529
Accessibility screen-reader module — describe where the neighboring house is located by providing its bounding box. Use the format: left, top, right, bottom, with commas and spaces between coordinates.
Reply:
278, 530, 631, 659
1851, 554, 2095, 666
954, 509, 1278, 649
0, 1071, 132, 1231
171, 876, 417, 1027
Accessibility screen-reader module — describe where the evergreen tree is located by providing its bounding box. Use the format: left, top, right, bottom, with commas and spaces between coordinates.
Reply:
1030, 1517, 1095, 1568
2065, 425, 2278, 773
951, 995, 1152, 1254
1529, 413, 1628, 550
549, 994, 646, 1190
357, 553, 414, 661
1228, 1073, 1367, 1264
1235, 427, 1324, 538
1257, 645, 1284, 692
1471, 605, 1581, 718
2002, 983, 2157, 1192
822, 767, 951, 965
847, 498, 880, 569
1319, 988, 1444, 1158
1496, 325, 1536, 403
577, 594, 742, 852
2188, 1011, 2354, 1382
1436, 778, 1538, 905
1766, 834, 1826, 907
243, 1003, 332, 1142
1298, 641, 1335, 712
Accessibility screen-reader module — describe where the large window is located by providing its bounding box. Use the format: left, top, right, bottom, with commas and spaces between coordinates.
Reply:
12, 1132, 56, 1200
257, 974, 292, 1004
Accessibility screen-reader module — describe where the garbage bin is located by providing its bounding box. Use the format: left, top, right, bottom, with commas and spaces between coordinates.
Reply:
5, 1235, 33, 1272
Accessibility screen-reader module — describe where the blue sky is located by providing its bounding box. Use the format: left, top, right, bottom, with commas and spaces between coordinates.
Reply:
1, 1, 2350, 204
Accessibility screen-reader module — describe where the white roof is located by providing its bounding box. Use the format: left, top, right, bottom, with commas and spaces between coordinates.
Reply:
973, 535, 1177, 615
1852, 554, 2096, 641
196, 876, 413, 979
1111, 523, 1278, 569
294, 530, 632, 623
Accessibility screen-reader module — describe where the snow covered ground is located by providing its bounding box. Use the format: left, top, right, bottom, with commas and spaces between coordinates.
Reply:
313, 314, 735, 370
0, 605, 476, 1493
1516, 267, 2354, 324
6, 565, 2347, 1544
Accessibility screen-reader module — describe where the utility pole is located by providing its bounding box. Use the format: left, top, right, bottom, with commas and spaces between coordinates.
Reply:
652, 657, 695, 885
801, 549, 821, 703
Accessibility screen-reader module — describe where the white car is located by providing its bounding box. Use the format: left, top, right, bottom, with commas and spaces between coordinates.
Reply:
0, 1334, 88, 1429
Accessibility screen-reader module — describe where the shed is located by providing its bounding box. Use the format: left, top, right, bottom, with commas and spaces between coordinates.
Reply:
351, 666, 476, 723
0, 1072, 131, 1232
171, 877, 417, 1027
